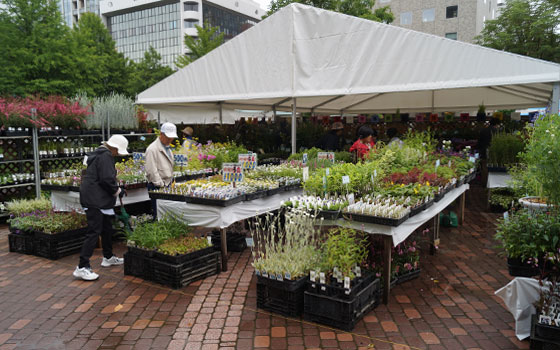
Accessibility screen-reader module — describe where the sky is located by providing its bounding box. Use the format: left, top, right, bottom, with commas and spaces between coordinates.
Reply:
254, 0, 273, 11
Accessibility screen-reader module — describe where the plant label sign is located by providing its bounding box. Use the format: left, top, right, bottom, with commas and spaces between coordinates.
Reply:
347, 193, 355, 205
302, 153, 308, 164
238, 153, 257, 170
325, 168, 330, 176
318, 152, 335, 163
133, 152, 146, 162
222, 163, 244, 182
435, 159, 440, 168
469, 156, 476, 163
303, 167, 309, 182
174, 154, 187, 166
342, 175, 350, 184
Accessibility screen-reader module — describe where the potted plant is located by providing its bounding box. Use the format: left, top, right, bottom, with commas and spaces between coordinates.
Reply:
477, 103, 486, 122
532, 277, 560, 346
487, 132, 524, 171
518, 115, 560, 211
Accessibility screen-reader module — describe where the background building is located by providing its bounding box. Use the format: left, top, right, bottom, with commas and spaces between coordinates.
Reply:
373, 0, 500, 43
58, 0, 101, 27
99, 0, 262, 68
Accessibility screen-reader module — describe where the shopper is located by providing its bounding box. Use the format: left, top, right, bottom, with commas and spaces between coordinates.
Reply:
387, 128, 403, 147
316, 122, 344, 151
145, 122, 178, 218
350, 125, 375, 160
74, 135, 129, 281
182, 126, 196, 150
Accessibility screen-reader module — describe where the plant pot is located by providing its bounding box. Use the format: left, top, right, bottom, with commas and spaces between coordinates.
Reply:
519, 197, 553, 212
507, 257, 539, 277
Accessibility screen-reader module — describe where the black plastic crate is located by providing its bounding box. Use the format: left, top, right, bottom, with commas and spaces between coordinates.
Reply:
316, 210, 340, 220
507, 257, 539, 277
127, 245, 154, 257
151, 251, 221, 289
244, 191, 267, 201
304, 277, 380, 331
409, 203, 425, 218
257, 275, 307, 317
266, 187, 282, 196
211, 233, 247, 252
148, 192, 185, 202
8, 233, 35, 255
152, 246, 215, 265
185, 195, 244, 207
124, 251, 153, 280
33, 228, 86, 260
395, 268, 421, 285
342, 212, 409, 226
530, 315, 560, 350
306, 270, 376, 300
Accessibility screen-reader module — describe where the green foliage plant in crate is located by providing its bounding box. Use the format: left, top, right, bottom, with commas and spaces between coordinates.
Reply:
488, 131, 524, 170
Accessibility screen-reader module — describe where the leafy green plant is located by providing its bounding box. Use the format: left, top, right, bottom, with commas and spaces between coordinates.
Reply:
157, 235, 210, 256
488, 132, 524, 167
127, 214, 191, 249
8, 210, 87, 234
319, 227, 368, 279
6, 198, 51, 217
520, 115, 560, 206
495, 209, 560, 261
489, 188, 518, 210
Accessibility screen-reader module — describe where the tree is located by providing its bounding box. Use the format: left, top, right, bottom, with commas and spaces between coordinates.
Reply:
265, 0, 394, 23
71, 13, 131, 96
175, 23, 225, 68
476, 0, 560, 63
127, 47, 175, 96
0, 0, 78, 96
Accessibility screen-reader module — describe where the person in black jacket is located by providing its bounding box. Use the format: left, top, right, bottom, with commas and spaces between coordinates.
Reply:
316, 122, 344, 151
73, 135, 129, 281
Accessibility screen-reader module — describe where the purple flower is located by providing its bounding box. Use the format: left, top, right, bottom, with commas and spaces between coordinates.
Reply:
207, 155, 216, 160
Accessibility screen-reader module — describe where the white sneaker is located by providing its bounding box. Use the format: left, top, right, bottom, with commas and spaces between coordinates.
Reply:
101, 256, 124, 267
73, 266, 99, 281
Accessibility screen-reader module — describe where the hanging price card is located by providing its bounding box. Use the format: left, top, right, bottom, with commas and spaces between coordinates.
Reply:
318, 152, 335, 163
303, 153, 308, 164
222, 163, 244, 182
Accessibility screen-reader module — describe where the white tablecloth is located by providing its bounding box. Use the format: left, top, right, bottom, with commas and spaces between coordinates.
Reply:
495, 277, 548, 340
51, 188, 150, 212
156, 190, 303, 229
487, 172, 512, 188
327, 184, 470, 246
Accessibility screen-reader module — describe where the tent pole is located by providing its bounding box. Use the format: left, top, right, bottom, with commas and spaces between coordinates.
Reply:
552, 82, 560, 115
291, 98, 297, 154
273, 106, 277, 123
219, 102, 223, 125
431, 90, 435, 114
158, 111, 161, 128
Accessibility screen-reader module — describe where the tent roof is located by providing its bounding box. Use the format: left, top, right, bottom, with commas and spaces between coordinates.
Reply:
138, 3, 560, 115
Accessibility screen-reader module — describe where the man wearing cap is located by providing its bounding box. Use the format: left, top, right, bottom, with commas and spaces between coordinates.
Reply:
74, 135, 129, 281
145, 122, 178, 218
316, 122, 344, 151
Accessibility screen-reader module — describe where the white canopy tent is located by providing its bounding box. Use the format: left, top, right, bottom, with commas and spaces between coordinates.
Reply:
146, 105, 278, 125
138, 3, 560, 153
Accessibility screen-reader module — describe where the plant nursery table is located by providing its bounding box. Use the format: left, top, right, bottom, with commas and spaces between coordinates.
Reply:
328, 184, 470, 304
487, 172, 512, 188
50, 188, 150, 212
156, 189, 303, 271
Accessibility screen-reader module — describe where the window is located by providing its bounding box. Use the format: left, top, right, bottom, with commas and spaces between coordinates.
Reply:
446, 5, 458, 18
445, 32, 457, 40
422, 8, 435, 22
400, 12, 412, 25
184, 19, 198, 28
184, 2, 198, 11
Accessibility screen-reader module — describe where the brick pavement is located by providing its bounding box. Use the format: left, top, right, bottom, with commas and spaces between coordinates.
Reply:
0, 186, 530, 349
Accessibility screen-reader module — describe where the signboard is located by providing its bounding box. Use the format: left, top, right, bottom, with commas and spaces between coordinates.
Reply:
222, 163, 244, 182
317, 152, 335, 163
133, 152, 145, 162
174, 154, 188, 166
238, 153, 257, 170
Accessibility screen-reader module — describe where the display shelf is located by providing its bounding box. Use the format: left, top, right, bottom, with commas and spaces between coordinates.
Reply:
0, 182, 35, 190
39, 156, 85, 162
38, 134, 102, 139
0, 136, 31, 140
0, 159, 34, 164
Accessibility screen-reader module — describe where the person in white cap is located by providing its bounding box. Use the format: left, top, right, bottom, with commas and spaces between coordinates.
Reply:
145, 122, 178, 218
74, 135, 129, 281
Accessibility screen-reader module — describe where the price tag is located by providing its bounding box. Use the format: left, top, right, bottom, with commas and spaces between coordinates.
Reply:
469, 156, 475, 163
310, 270, 316, 282
320, 272, 326, 291
448, 160, 452, 167
263, 270, 268, 278
276, 273, 283, 281
344, 277, 351, 292
342, 176, 350, 184
303, 153, 308, 164
284, 272, 291, 280
238, 153, 258, 170
303, 167, 309, 182
326, 168, 330, 176
374, 169, 377, 177
255, 269, 261, 276
503, 211, 509, 222
475, 153, 480, 159
436, 159, 440, 168
355, 266, 361, 277
207, 236, 212, 245
348, 193, 355, 204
